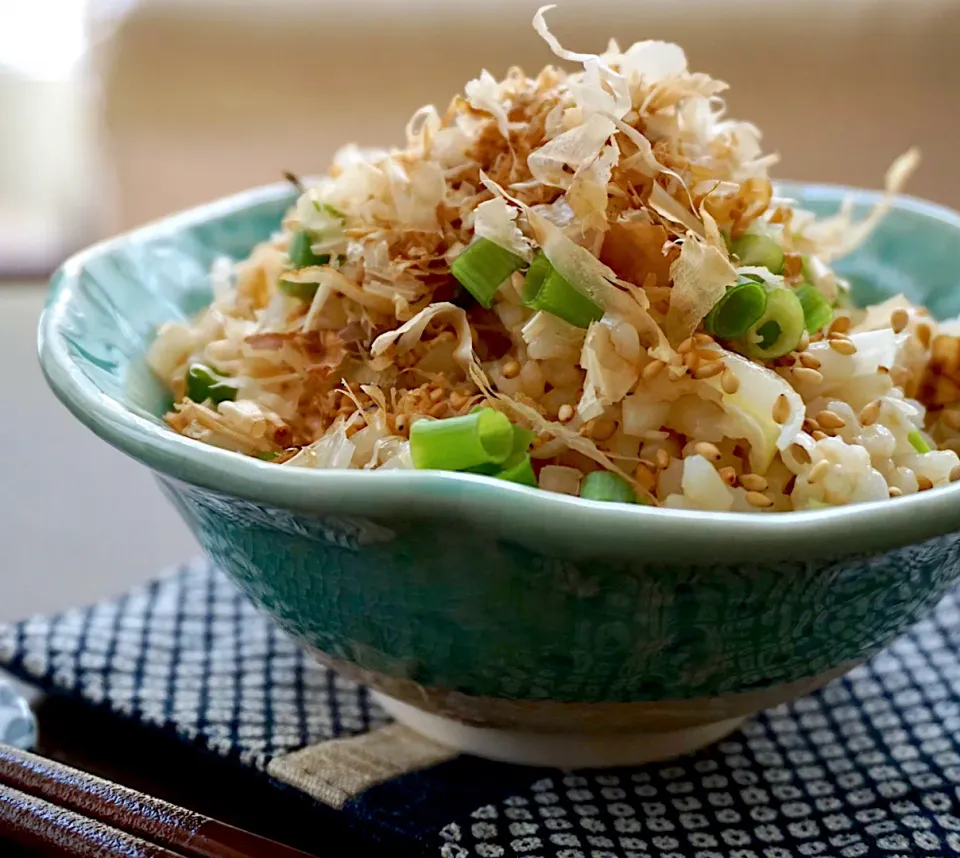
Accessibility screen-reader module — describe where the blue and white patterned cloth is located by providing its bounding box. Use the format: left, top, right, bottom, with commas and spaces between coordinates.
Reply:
3, 558, 960, 858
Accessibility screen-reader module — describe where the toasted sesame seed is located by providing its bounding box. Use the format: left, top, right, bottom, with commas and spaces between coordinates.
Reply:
694, 333, 715, 347
718, 466, 737, 486
889, 486, 903, 497
684, 352, 702, 373
829, 316, 852, 335
697, 348, 723, 362
789, 443, 812, 465
429, 402, 448, 418
592, 419, 617, 442
642, 359, 666, 381
799, 352, 821, 369
430, 387, 445, 403
772, 394, 791, 425
829, 338, 858, 356
951, 465, 960, 482
721, 367, 740, 394
745, 491, 774, 508
694, 441, 722, 462
693, 361, 725, 380
817, 409, 846, 430
890, 308, 910, 334
656, 448, 672, 469
557, 404, 575, 423
634, 463, 657, 491
792, 366, 824, 385
916, 322, 933, 349
677, 337, 696, 354
859, 400, 881, 426
449, 392, 467, 409
740, 473, 768, 492
803, 418, 821, 433
917, 475, 934, 491
395, 415, 407, 432
797, 330, 810, 352
808, 459, 830, 483
812, 430, 829, 441
502, 359, 521, 379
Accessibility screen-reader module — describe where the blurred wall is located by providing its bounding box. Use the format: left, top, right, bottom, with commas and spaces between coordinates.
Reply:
97, 0, 960, 231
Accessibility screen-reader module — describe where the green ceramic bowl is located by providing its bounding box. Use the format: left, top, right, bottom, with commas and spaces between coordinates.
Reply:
38, 183, 960, 766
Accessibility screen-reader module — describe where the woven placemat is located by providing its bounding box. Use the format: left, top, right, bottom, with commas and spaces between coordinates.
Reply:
3, 558, 960, 857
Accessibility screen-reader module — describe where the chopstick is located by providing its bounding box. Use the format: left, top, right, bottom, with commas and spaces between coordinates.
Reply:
0, 744, 317, 858
0, 782, 184, 857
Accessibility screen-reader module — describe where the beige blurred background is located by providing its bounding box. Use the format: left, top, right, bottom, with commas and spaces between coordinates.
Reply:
3, 0, 960, 619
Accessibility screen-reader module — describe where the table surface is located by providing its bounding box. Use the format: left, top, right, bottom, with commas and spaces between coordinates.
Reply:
2, 283, 198, 623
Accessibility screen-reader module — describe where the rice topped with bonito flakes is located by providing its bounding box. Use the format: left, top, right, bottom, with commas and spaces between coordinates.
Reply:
147, 6, 960, 512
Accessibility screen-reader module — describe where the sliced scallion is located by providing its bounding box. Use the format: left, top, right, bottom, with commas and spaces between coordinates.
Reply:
738, 288, 805, 360
908, 430, 932, 454
494, 453, 538, 487
795, 284, 833, 333
185, 363, 239, 405
580, 470, 637, 504
704, 278, 767, 339
465, 418, 535, 475
731, 233, 785, 274
522, 252, 603, 329
279, 279, 320, 300
451, 238, 526, 308
288, 229, 330, 269
410, 409, 515, 471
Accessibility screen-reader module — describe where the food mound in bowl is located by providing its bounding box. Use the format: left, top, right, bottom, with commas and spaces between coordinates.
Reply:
148, 7, 960, 512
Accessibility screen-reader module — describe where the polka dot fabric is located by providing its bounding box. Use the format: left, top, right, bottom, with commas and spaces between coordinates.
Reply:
437, 594, 960, 857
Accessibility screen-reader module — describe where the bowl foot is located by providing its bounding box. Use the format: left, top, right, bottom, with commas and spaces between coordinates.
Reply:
372, 691, 745, 768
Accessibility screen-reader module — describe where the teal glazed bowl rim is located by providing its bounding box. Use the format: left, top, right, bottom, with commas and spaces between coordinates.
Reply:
38, 181, 960, 566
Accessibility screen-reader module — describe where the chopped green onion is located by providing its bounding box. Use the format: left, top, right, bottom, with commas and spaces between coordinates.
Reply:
730, 233, 784, 274
580, 470, 637, 504
186, 363, 239, 405
908, 430, 932, 454
522, 252, 604, 329
279, 279, 320, 300
257, 451, 282, 461
451, 238, 526, 308
288, 230, 330, 269
465, 418, 535, 475
411, 409, 515, 471
313, 200, 346, 220
704, 278, 767, 339
795, 284, 833, 333
738, 288, 805, 360
494, 453, 538, 487
511, 423, 535, 453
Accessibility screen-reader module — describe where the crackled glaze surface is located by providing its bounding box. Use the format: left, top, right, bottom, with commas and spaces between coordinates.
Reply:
39, 181, 960, 708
